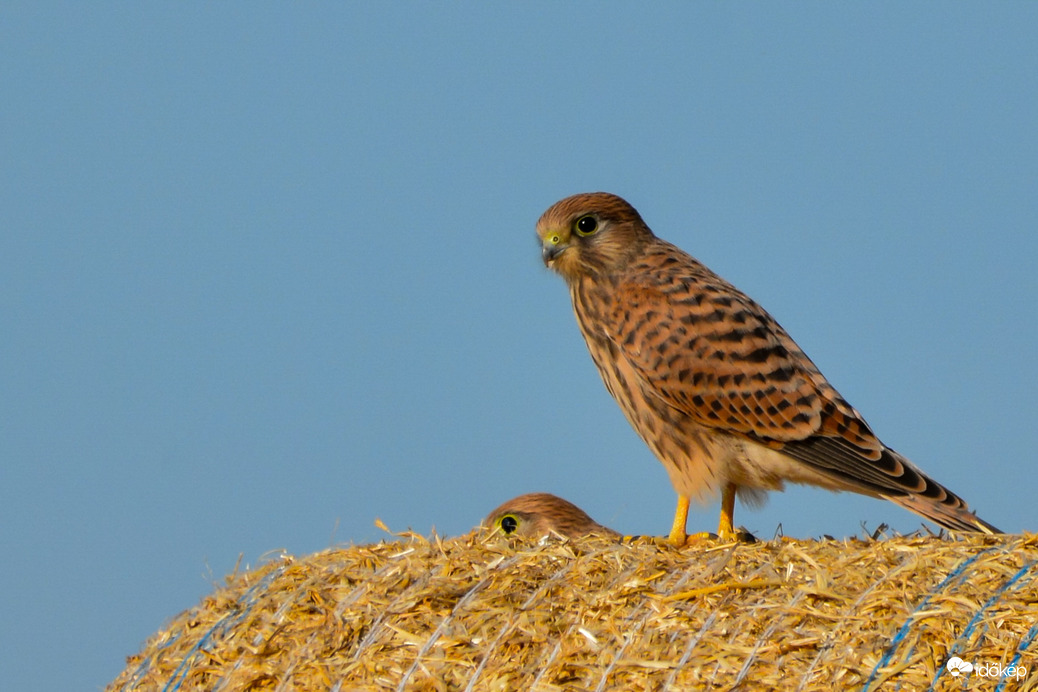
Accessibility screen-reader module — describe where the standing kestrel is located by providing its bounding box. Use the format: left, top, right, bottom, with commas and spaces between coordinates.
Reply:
484, 493, 620, 539
537, 192, 999, 543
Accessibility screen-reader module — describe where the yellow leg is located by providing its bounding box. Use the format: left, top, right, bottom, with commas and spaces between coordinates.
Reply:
650, 486, 748, 548
668, 495, 691, 546
718, 482, 736, 540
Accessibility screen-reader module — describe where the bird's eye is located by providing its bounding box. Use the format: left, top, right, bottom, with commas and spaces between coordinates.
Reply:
575, 215, 598, 236
499, 514, 519, 534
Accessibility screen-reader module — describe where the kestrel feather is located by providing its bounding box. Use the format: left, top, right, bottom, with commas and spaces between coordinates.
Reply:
537, 192, 999, 543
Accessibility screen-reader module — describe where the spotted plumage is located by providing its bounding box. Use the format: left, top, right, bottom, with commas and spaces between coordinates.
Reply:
484, 493, 620, 539
537, 192, 999, 541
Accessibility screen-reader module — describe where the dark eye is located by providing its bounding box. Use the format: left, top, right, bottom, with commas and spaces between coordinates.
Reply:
500, 515, 519, 534
576, 215, 598, 235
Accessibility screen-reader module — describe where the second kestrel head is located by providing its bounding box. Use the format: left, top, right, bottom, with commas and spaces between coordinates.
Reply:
483, 493, 619, 540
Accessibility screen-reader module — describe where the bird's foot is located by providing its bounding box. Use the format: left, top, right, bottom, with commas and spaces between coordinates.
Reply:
682, 530, 718, 544
684, 527, 757, 546
622, 528, 757, 548
622, 534, 684, 547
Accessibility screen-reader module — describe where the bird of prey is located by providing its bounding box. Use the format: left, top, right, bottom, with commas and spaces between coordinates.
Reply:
484, 493, 620, 539
537, 192, 999, 543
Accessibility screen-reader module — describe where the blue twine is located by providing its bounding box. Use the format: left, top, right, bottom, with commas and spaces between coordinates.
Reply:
115, 632, 181, 691
863, 547, 997, 691
993, 617, 1038, 692
162, 563, 287, 692
926, 557, 1036, 691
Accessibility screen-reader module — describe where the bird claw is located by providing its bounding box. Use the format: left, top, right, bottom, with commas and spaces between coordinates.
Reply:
622, 528, 757, 548
623, 534, 703, 548
682, 530, 718, 545
725, 528, 759, 544
684, 528, 756, 545
622, 534, 673, 547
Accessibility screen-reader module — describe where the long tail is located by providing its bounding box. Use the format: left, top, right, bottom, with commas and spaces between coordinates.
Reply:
880, 446, 1002, 534
782, 436, 1002, 534
886, 490, 1001, 534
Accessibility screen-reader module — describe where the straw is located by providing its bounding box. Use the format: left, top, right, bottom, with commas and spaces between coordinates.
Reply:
109, 531, 1038, 690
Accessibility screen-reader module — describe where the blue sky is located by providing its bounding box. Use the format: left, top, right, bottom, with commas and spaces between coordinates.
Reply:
3, 4, 1036, 689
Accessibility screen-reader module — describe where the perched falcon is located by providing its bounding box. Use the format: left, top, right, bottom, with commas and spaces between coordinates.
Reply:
484, 493, 620, 539
537, 192, 999, 543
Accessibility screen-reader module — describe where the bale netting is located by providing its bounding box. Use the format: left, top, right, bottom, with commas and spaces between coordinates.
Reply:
110, 531, 1038, 690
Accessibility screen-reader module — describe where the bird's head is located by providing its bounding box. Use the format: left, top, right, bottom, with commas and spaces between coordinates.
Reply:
482, 492, 616, 539
536, 192, 653, 283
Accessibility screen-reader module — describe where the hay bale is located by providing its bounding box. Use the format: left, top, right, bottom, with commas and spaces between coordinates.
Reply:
110, 532, 1038, 690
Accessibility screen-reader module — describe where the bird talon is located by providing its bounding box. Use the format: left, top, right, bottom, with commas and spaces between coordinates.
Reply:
682, 531, 718, 546
686, 528, 757, 545
717, 528, 758, 544
622, 528, 756, 547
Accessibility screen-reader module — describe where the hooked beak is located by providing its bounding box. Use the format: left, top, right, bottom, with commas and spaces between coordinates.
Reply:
540, 232, 569, 265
